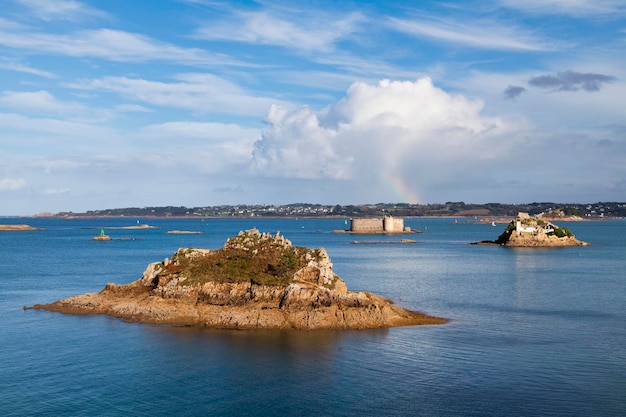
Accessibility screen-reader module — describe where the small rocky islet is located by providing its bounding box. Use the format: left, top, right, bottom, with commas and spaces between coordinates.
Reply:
30, 229, 446, 330
0, 224, 42, 231
473, 212, 589, 247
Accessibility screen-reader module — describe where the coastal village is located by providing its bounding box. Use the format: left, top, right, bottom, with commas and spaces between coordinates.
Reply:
45, 201, 626, 219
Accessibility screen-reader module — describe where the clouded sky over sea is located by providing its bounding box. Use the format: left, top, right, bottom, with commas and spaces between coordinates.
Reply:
1, 0, 625, 215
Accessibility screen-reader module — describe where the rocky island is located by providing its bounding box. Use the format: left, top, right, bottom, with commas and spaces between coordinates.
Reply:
30, 229, 445, 330
474, 212, 589, 247
0, 224, 42, 231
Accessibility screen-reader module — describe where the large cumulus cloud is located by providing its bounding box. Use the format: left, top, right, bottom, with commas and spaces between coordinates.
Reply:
251, 77, 507, 183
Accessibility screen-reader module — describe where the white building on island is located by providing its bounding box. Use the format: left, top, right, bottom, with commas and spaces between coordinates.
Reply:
515, 212, 537, 233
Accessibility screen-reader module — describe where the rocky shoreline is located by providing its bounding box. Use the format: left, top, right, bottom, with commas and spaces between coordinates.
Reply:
29, 229, 445, 330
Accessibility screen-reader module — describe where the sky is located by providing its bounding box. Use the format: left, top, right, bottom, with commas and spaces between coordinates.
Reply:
1, 0, 625, 215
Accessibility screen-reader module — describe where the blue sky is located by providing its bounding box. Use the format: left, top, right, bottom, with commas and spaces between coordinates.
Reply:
1, 0, 625, 215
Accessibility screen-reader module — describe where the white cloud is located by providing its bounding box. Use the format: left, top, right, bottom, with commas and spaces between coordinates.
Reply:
137, 121, 261, 173
247, 76, 626, 203
0, 177, 26, 191
498, 0, 626, 17
0, 59, 55, 78
0, 113, 120, 150
31, 159, 89, 174
194, 10, 364, 53
0, 90, 134, 123
0, 16, 28, 31
0, 90, 84, 115
68, 74, 288, 116
114, 103, 152, 113
140, 121, 259, 142
0, 26, 238, 65
43, 187, 71, 195
252, 105, 346, 179
251, 78, 507, 183
387, 16, 551, 51
14, 0, 109, 21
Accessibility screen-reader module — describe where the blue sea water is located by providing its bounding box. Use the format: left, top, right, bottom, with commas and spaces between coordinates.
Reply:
1, 217, 624, 416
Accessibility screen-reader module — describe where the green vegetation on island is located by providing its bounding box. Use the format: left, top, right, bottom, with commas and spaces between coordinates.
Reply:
164, 231, 328, 287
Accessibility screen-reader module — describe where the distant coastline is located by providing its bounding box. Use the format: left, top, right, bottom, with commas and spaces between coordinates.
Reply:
18, 201, 626, 220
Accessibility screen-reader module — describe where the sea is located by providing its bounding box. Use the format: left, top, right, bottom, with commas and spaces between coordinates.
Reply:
0, 217, 624, 417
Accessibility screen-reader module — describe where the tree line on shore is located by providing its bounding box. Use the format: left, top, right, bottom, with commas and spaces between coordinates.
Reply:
55, 201, 626, 218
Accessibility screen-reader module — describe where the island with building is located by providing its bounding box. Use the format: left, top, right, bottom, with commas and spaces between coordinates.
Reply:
334, 215, 417, 234
29, 229, 445, 330
473, 212, 589, 247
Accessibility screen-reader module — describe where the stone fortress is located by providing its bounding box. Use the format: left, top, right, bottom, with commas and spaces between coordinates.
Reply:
349, 215, 412, 234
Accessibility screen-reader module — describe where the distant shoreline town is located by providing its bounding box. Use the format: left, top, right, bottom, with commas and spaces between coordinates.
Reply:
25, 201, 626, 219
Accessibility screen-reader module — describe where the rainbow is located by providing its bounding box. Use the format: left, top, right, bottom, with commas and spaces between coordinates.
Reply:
382, 170, 421, 204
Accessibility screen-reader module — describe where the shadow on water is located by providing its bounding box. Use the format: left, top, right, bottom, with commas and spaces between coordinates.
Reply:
148, 324, 391, 356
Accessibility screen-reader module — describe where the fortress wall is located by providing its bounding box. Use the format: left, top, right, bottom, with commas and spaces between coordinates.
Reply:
383, 216, 394, 231
350, 218, 383, 232
350, 216, 406, 232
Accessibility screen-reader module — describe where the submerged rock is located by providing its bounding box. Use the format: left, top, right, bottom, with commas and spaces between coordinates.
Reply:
473, 212, 589, 247
31, 229, 445, 330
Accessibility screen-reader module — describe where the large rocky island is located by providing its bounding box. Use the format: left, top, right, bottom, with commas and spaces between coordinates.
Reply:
30, 229, 445, 330
474, 212, 589, 247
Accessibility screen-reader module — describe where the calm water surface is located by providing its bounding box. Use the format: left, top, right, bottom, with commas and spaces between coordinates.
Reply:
1, 217, 624, 416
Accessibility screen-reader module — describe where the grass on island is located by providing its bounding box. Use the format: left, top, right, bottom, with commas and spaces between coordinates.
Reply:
162, 245, 318, 287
